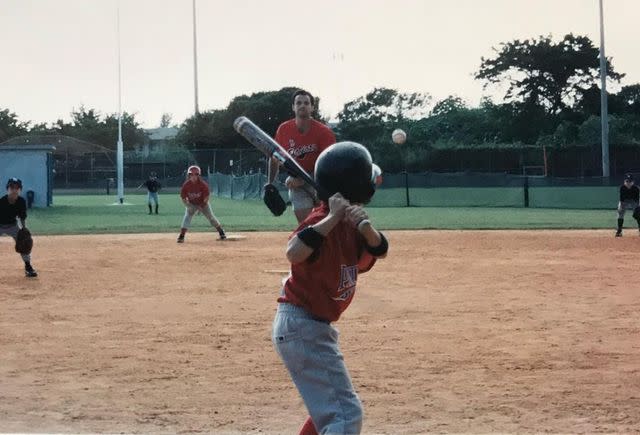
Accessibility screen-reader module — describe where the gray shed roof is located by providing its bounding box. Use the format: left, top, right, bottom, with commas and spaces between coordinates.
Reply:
0, 144, 56, 152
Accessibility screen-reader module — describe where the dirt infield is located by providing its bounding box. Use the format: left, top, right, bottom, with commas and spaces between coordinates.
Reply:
1, 230, 639, 434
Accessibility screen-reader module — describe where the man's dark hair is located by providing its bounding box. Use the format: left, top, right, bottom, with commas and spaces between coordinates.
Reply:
292, 89, 314, 106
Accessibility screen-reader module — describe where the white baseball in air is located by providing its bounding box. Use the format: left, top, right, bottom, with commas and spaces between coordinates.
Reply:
392, 128, 407, 144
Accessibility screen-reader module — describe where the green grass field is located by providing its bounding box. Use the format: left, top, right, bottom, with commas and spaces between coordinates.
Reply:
20, 194, 622, 236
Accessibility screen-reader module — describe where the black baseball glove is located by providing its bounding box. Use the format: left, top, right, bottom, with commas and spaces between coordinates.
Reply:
633, 206, 640, 220
15, 227, 33, 255
263, 183, 286, 216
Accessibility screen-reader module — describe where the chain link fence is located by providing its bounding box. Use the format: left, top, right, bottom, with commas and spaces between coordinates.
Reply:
204, 171, 626, 210
50, 144, 629, 209
52, 147, 266, 190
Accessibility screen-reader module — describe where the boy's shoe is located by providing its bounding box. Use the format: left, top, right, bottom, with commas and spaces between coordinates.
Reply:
25, 265, 38, 278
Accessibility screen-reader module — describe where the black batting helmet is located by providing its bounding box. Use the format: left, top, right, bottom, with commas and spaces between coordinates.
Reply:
314, 142, 378, 204
6, 177, 23, 190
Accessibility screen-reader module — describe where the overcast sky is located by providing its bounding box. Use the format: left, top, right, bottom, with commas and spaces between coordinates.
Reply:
2, 0, 639, 128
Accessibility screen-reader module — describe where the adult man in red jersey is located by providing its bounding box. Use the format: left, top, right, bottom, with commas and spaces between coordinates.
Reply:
267, 90, 336, 223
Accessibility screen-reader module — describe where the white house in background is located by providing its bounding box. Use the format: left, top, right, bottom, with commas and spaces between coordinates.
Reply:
137, 127, 178, 156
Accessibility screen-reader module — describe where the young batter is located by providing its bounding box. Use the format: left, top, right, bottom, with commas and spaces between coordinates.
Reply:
0, 178, 38, 277
272, 142, 388, 434
177, 165, 226, 243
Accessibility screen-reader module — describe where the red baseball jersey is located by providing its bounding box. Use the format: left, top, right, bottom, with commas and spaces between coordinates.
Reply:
278, 203, 377, 323
275, 119, 336, 174
180, 178, 209, 206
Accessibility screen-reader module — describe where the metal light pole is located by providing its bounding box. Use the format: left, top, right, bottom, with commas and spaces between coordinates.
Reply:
599, 0, 610, 177
193, 0, 200, 115
116, 0, 124, 203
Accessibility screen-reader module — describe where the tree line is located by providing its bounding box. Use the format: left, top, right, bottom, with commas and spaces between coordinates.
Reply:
1, 33, 639, 173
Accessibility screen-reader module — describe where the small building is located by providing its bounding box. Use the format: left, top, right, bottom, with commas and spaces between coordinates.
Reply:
138, 127, 178, 156
0, 144, 56, 207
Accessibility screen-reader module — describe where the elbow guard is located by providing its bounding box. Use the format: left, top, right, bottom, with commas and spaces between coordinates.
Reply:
297, 226, 324, 250
365, 232, 388, 257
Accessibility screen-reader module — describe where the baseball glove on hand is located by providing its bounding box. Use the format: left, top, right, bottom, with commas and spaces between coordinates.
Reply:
15, 227, 33, 255
633, 206, 640, 220
263, 183, 286, 216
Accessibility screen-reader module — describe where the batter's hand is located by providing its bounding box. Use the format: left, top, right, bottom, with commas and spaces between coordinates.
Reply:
344, 205, 369, 228
285, 176, 305, 189
328, 193, 349, 219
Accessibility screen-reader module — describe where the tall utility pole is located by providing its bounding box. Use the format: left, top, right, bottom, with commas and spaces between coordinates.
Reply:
193, 0, 200, 115
599, 0, 609, 177
116, 0, 124, 203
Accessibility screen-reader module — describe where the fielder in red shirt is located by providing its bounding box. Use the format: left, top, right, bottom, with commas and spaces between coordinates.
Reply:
272, 142, 388, 435
268, 89, 336, 224
177, 165, 226, 243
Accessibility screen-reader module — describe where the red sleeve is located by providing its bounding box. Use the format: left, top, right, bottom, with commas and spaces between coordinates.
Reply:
288, 207, 325, 240
180, 183, 188, 200
357, 234, 377, 273
275, 123, 286, 147
319, 125, 336, 152
357, 251, 377, 273
201, 181, 210, 198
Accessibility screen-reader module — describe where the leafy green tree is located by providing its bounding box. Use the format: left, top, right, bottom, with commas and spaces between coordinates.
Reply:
27, 122, 56, 135
160, 113, 173, 128
103, 112, 148, 150
410, 100, 510, 147
177, 87, 324, 149
52, 106, 146, 150
574, 115, 631, 145
336, 88, 430, 147
611, 84, 640, 115
476, 34, 623, 114
537, 120, 581, 147
176, 109, 225, 148
430, 95, 467, 116
570, 83, 640, 121
338, 87, 430, 123
0, 109, 29, 143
